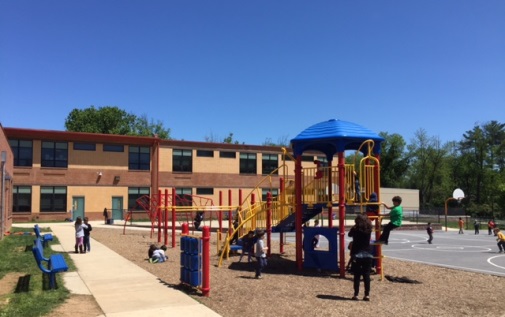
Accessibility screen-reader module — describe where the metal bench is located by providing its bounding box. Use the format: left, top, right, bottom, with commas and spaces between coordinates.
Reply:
33, 224, 53, 248
32, 239, 68, 289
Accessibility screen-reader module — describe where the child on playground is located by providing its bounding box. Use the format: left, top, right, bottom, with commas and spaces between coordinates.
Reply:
150, 245, 168, 263
494, 228, 505, 253
83, 217, 92, 252
426, 222, 433, 244
312, 219, 320, 248
240, 230, 256, 263
148, 244, 158, 259
254, 230, 268, 279
74, 217, 88, 254
376, 196, 403, 245
348, 214, 373, 301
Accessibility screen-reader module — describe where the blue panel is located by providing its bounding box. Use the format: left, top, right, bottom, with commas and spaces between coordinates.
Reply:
189, 255, 200, 271
180, 236, 188, 252
189, 270, 201, 287
190, 238, 199, 255
303, 227, 339, 271
184, 268, 191, 284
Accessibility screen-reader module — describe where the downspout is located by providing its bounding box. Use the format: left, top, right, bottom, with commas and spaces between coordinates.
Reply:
1, 151, 6, 239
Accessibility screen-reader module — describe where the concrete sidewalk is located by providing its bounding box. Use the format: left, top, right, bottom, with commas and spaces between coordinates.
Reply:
20, 222, 221, 317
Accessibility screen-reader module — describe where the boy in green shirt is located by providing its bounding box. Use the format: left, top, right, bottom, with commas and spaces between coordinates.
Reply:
376, 196, 403, 245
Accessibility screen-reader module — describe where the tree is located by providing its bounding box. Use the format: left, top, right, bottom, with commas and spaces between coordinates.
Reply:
132, 114, 170, 139
405, 129, 449, 209
378, 132, 410, 188
65, 106, 171, 139
262, 135, 290, 147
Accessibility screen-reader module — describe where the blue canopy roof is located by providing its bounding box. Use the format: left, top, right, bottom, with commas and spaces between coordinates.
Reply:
290, 119, 384, 159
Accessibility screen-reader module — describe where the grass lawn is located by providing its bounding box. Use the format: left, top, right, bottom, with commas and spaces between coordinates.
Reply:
0, 227, 75, 317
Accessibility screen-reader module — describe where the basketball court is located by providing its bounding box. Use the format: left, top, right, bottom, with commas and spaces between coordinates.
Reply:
381, 230, 505, 277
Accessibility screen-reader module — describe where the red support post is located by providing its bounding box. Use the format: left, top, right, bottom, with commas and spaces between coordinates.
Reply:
266, 192, 272, 257
157, 190, 162, 243
201, 226, 211, 297
228, 189, 233, 232
338, 152, 346, 277
295, 156, 303, 271
219, 191, 223, 235
182, 222, 189, 235
164, 189, 168, 246
328, 159, 333, 228
279, 178, 285, 254
172, 188, 176, 248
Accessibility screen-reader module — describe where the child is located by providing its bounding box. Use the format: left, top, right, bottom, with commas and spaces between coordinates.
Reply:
426, 222, 433, 244
148, 244, 158, 259
458, 217, 464, 234
150, 245, 168, 263
254, 230, 268, 279
312, 219, 320, 248
494, 228, 505, 253
74, 217, 88, 254
83, 217, 92, 252
376, 196, 403, 245
239, 230, 256, 263
366, 192, 379, 217
348, 214, 373, 301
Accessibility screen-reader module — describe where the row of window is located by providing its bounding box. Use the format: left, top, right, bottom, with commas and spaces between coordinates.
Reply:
9, 140, 149, 170
12, 186, 279, 213
10, 139, 322, 175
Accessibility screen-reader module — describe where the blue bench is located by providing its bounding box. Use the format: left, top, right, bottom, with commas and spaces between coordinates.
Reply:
32, 239, 68, 289
34, 224, 53, 248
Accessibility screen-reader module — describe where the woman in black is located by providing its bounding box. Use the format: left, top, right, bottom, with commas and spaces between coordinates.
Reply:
348, 213, 373, 301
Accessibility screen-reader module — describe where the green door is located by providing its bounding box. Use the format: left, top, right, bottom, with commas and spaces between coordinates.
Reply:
72, 197, 85, 220
112, 197, 123, 220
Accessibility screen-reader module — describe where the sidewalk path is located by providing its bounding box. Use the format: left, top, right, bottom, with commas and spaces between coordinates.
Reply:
20, 222, 221, 317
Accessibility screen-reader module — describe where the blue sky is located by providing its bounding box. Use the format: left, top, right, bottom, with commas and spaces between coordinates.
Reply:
1, 1, 504, 145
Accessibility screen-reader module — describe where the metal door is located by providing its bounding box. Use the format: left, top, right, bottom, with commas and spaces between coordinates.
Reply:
112, 197, 123, 220
72, 197, 85, 220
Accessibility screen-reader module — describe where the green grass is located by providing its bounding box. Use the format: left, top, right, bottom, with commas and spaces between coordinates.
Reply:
0, 227, 74, 317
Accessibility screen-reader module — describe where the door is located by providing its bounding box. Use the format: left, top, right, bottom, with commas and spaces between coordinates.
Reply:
112, 197, 123, 220
72, 197, 85, 220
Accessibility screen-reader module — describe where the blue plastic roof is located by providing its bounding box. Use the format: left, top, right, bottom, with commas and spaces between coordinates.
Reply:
290, 119, 384, 158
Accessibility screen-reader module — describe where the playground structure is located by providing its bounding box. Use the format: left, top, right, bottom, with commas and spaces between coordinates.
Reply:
130, 119, 386, 278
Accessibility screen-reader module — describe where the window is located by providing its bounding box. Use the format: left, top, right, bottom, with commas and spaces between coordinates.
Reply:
175, 188, 193, 206
197, 150, 214, 157
128, 187, 150, 210
240, 153, 257, 174
173, 149, 193, 172
316, 156, 328, 163
40, 186, 67, 212
73, 142, 96, 151
13, 186, 32, 212
262, 154, 278, 175
301, 155, 315, 162
104, 144, 125, 152
8, 139, 33, 167
219, 151, 236, 158
41, 141, 68, 168
129, 146, 150, 170
262, 188, 279, 201
196, 188, 214, 195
